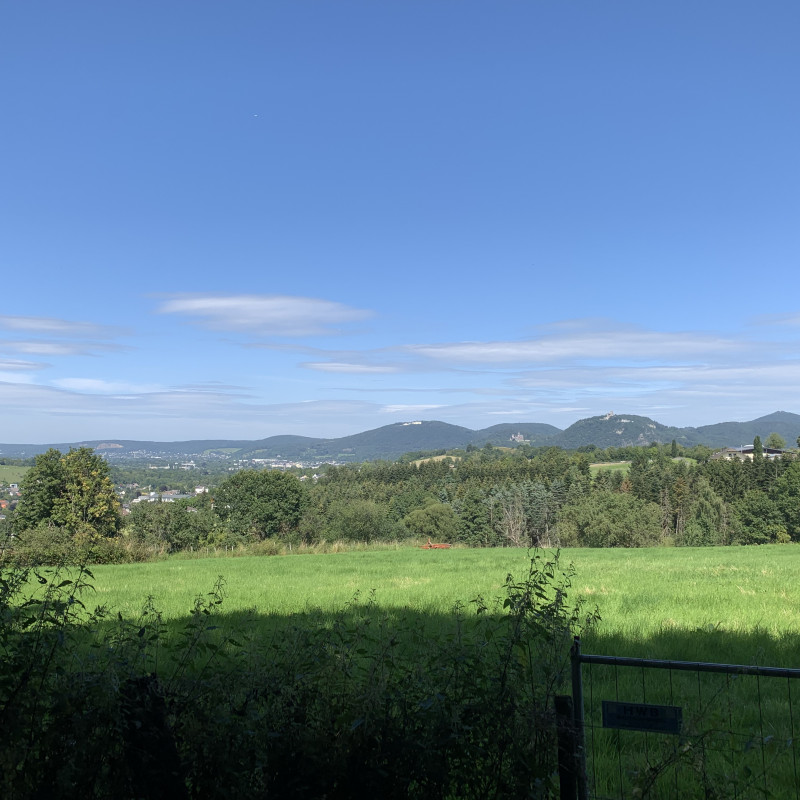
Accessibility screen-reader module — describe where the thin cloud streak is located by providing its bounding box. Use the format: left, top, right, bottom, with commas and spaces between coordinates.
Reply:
0, 316, 126, 338
405, 330, 756, 365
51, 378, 165, 395
0, 315, 129, 361
5, 340, 126, 356
0, 378, 383, 441
749, 313, 800, 328
157, 294, 374, 337
0, 359, 45, 371
380, 404, 445, 414
303, 362, 399, 374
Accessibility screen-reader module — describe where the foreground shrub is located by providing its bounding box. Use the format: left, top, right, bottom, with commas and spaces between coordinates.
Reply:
0, 550, 597, 799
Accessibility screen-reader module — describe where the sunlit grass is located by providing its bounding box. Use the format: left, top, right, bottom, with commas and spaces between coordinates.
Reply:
86, 545, 800, 661
0, 464, 30, 484
589, 461, 631, 476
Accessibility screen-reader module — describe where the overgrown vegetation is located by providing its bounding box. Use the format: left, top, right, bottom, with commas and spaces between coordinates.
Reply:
0, 550, 597, 799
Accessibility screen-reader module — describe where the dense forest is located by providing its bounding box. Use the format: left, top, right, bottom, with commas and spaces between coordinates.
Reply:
3, 437, 800, 563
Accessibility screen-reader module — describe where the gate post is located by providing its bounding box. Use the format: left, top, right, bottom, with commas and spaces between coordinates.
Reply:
555, 694, 577, 800
571, 636, 589, 800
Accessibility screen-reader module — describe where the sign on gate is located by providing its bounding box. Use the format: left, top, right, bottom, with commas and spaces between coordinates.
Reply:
601, 700, 682, 734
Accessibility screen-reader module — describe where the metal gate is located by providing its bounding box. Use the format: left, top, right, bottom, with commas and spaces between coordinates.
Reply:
560, 637, 800, 800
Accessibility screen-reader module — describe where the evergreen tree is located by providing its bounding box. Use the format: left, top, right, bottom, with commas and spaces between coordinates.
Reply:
770, 461, 800, 541
733, 491, 785, 544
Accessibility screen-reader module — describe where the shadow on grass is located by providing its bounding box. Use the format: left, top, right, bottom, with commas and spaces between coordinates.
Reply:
2, 557, 587, 800
6, 556, 800, 800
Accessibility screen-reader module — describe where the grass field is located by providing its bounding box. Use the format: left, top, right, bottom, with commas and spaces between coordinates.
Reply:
589, 457, 696, 477
0, 464, 29, 484
85, 545, 800, 664
36, 546, 800, 796
589, 461, 631, 476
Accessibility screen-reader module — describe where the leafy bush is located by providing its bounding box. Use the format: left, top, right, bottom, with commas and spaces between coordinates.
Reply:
557, 490, 662, 547
323, 498, 405, 542
4, 524, 150, 566
125, 502, 219, 552
403, 501, 458, 542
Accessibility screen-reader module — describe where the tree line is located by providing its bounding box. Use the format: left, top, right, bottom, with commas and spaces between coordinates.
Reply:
3, 439, 800, 562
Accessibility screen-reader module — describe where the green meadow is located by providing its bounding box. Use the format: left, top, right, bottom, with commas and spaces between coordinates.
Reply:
87, 545, 800, 664
588, 456, 695, 477
0, 464, 29, 484
589, 460, 631, 476
18, 545, 800, 797
88, 545, 800, 797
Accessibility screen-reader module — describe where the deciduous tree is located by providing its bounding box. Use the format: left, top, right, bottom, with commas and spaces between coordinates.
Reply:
14, 449, 65, 533
214, 470, 307, 540
765, 432, 786, 450
404, 502, 458, 542
15, 447, 120, 537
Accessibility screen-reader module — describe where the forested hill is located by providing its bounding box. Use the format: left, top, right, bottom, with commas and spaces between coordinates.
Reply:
693, 411, 800, 448
0, 421, 561, 461
554, 414, 693, 449
548, 411, 800, 450
1, 412, 799, 461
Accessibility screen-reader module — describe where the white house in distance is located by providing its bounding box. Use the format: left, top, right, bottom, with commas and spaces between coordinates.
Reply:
712, 445, 785, 461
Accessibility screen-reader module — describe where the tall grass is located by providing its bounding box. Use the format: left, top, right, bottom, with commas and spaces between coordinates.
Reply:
88, 546, 800, 656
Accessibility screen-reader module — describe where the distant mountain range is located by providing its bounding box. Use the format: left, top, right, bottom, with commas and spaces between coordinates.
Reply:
1, 411, 799, 462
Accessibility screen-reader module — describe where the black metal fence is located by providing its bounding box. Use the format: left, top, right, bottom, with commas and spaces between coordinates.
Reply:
560, 637, 800, 799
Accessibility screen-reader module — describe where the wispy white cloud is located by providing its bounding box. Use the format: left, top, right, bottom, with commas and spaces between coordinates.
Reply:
0, 359, 44, 372
2, 314, 800, 441
485, 409, 544, 416
51, 378, 164, 395
405, 327, 751, 365
0, 316, 125, 338
279, 321, 781, 377
157, 294, 373, 337
0, 378, 383, 442
173, 381, 251, 394
0, 315, 129, 362
303, 362, 399, 374
5, 340, 125, 356
512, 362, 800, 395
749, 313, 800, 328
380, 404, 445, 414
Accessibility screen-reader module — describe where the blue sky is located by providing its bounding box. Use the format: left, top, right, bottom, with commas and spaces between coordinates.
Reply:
2, 1, 799, 443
